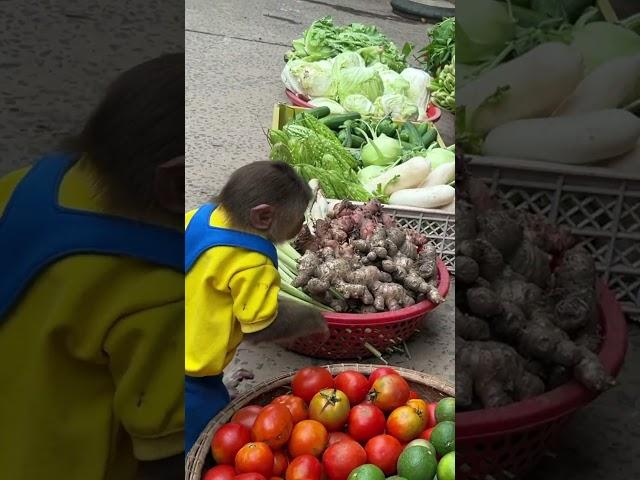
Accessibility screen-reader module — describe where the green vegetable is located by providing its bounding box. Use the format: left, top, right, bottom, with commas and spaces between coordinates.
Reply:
336, 66, 384, 102
305, 106, 331, 119
360, 132, 402, 166
376, 118, 397, 137
425, 147, 455, 169
378, 69, 411, 95
571, 22, 640, 72
430, 60, 455, 112
402, 122, 423, 146
308, 97, 346, 114
357, 165, 387, 184
416, 123, 429, 136
341, 94, 374, 115
350, 134, 365, 148
320, 112, 362, 130
418, 17, 455, 76
372, 94, 419, 122
331, 51, 366, 75
421, 129, 438, 148
282, 59, 336, 98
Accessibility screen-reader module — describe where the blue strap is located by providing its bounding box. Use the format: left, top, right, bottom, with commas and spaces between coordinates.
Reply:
0, 153, 183, 320
184, 203, 278, 272
185, 374, 229, 453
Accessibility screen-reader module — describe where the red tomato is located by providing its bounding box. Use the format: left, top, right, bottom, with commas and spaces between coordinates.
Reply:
425, 402, 437, 428
408, 390, 420, 400
309, 389, 350, 432
270, 478, 284, 480
272, 451, 289, 477
231, 405, 263, 431
364, 434, 403, 475
235, 442, 274, 478
322, 440, 367, 480
285, 454, 323, 480
203, 464, 236, 480
367, 367, 398, 387
292, 367, 335, 403
419, 426, 436, 441
386, 406, 425, 442
288, 419, 328, 458
334, 371, 369, 406
368, 374, 410, 412
327, 432, 353, 446
272, 395, 309, 424
234, 474, 267, 480
347, 403, 385, 443
252, 404, 294, 449
406, 399, 429, 430
211, 423, 252, 465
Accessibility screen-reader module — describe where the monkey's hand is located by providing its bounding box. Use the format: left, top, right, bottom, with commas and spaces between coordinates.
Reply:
245, 299, 330, 346
223, 368, 254, 399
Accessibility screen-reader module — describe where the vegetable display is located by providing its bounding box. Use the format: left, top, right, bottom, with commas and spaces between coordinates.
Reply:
201, 367, 456, 480
455, 157, 615, 410
418, 18, 456, 112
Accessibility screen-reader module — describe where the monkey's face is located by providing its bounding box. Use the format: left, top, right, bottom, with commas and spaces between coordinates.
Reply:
268, 211, 305, 244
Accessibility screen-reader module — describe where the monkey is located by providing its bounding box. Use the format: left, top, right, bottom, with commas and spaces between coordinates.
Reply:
0, 54, 185, 480
184, 160, 330, 453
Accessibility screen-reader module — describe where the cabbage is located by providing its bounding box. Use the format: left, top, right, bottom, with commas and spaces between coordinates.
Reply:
357, 45, 385, 65
400, 68, 431, 121
378, 70, 410, 95
572, 22, 640, 73
457, 0, 515, 64
361, 133, 402, 166
336, 66, 384, 101
425, 148, 455, 170
369, 62, 391, 75
285, 59, 336, 98
309, 97, 346, 114
357, 165, 387, 186
341, 94, 374, 115
373, 94, 419, 122
331, 51, 365, 76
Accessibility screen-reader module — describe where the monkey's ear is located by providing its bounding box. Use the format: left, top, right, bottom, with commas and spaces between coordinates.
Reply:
154, 155, 185, 214
249, 204, 275, 230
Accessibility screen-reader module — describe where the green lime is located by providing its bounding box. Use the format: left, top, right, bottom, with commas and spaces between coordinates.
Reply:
397, 445, 437, 480
406, 439, 436, 457
435, 397, 455, 423
430, 421, 455, 456
437, 451, 455, 480
348, 464, 385, 480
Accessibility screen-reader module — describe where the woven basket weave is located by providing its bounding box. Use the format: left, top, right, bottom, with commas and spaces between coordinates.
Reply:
185, 363, 455, 480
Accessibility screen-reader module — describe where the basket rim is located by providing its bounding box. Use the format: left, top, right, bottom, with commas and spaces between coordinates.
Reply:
186, 363, 455, 480
322, 258, 450, 325
456, 281, 629, 440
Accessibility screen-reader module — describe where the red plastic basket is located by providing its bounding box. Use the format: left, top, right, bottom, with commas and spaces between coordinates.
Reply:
284, 88, 442, 122
287, 258, 450, 359
456, 282, 629, 480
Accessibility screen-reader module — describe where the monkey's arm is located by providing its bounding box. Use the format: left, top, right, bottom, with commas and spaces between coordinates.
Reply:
245, 299, 330, 345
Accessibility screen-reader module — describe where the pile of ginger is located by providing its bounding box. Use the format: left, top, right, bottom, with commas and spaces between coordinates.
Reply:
293, 199, 444, 313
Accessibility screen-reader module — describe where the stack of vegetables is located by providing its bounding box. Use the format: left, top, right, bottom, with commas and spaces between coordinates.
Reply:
457, 0, 640, 165
278, 197, 445, 314
269, 110, 455, 210
455, 157, 615, 410
281, 16, 432, 122
418, 18, 456, 112
202, 366, 455, 480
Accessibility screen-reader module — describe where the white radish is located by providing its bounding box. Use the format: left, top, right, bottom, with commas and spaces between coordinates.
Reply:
458, 42, 584, 134
365, 156, 430, 194
389, 185, 455, 209
554, 54, 640, 116
421, 162, 455, 187
441, 199, 455, 214
483, 109, 640, 165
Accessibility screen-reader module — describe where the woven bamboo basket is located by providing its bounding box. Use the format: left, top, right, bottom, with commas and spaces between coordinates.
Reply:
185, 363, 455, 480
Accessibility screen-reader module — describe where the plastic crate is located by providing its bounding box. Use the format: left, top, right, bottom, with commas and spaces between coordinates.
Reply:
468, 155, 640, 322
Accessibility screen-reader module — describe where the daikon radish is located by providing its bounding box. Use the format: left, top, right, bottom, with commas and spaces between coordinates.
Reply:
554, 54, 640, 116
389, 185, 455, 209
441, 199, 455, 214
365, 156, 430, 194
421, 162, 455, 187
483, 109, 640, 164
458, 42, 584, 134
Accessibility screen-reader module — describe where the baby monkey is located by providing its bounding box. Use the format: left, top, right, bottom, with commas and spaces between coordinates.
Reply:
184, 161, 329, 452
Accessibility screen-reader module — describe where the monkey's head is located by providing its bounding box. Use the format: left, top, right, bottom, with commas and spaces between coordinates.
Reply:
216, 161, 312, 243
66, 53, 184, 222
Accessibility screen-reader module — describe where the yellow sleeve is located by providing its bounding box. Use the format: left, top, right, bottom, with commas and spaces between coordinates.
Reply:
103, 301, 184, 461
229, 264, 280, 333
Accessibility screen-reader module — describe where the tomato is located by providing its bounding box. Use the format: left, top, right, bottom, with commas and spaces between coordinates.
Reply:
322, 440, 367, 480
364, 434, 403, 476
367, 367, 398, 387
231, 405, 263, 431
235, 442, 273, 478
288, 419, 328, 457
212, 423, 252, 465
406, 399, 429, 430
408, 390, 420, 400
426, 402, 437, 428
386, 406, 424, 442
272, 451, 289, 477
292, 367, 335, 403
252, 404, 294, 449
234, 474, 267, 480
327, 431, 353, 446
347, 403, 385, 443
203, 464, 236, 480
272, 395, 309, 424
368, 374, 410, 412
285, 454, 323, 480
309, 389, 350, 432
334, 371, 369, 406
419, 426, 436, 441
